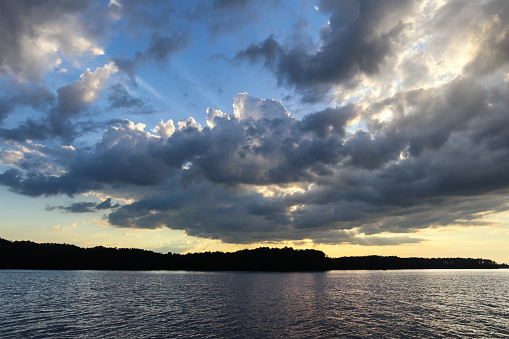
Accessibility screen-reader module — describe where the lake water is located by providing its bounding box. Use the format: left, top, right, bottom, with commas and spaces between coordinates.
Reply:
1, 269, 508, 338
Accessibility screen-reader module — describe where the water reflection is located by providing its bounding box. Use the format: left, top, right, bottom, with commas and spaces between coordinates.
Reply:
0, 270, 508, 338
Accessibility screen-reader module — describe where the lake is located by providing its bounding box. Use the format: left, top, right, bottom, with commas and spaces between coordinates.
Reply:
1, 269, 508, 338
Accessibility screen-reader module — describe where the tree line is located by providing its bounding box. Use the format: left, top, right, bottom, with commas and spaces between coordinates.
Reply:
1, 238, 506, 271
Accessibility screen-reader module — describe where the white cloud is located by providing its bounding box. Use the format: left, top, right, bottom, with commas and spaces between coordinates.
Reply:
57, 62, 118, 116
0, 1, 106, 82
233, 92, 290, 121
77, 63, 118, 104
152, 119, 176, 138
44, 222, 77, 232
206, 108, 229, 128
178, 117, 202, 131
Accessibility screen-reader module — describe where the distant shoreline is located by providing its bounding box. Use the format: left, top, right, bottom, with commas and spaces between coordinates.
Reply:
2, 238, 508, 271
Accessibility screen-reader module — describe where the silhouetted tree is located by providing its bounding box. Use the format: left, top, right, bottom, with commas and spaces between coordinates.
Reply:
0, 237, 506, 271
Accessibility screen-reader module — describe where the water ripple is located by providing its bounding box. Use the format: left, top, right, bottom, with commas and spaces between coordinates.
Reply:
0, 269, 508, 338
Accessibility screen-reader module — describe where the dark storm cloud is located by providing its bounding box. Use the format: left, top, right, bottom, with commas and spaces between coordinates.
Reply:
235, 0, 417, 102
335, 77, 489, 170
0, 168, 102, 198
46, 201, 97, 213
0, 120, 52, 142
45, 198, 120, 213
2, 0, 509, 248
0, 119, 176, 192
298, 106, 356, 138
10, 86, 56, 110
0, 118, 118, 145
96, 198, 120, 210
185, 104, 351, 186
3, 69, 509, 241
367, 77, 487, 158
104, 76, 509, 242
0, 86, 55, 123
0, 96, 353, 195
22, 120, 175, 190
105, 180, 297, 244
3, 65, 509, 244
0, 98, 13, 122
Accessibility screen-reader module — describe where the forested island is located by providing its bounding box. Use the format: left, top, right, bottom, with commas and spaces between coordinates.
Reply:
1, 238, 507, 271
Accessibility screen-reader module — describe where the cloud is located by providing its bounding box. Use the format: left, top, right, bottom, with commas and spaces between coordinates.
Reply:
298, 106, 356, 138
108, 83, 152, 113
10, 86, 56, 110
96, 84, 509, 242
96, 197, 120, 210
145, 32, 193, 63
0, 97, 14, 122
0, 0, 105, 82
56, 63, 118, 118
232, 92, 290, 121
235, 0, 417, 102
3, 1, 509, 247
46, 202, 98, 213
112, 31, 193, 81
108, 83, 143, 109
0, 86, 55, 123
311, 231, 425, 246
44, 222, 77, 232
0, 140, 68, 175
206, 108, 229, 128
46, 198, 120, 213
152, 119, 176, 139
0, 92, 352, 195
0, 121, 53, 143
428, 1, 509, 77
187, 0, 281, 40
107, 0, 179, 34
2, 74, 508, 245
1, 63, 117, 142
233, 1, 509, 105
0, 168, 103, 198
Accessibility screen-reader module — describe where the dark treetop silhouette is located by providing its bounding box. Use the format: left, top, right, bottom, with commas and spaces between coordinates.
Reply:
0, 238, 506, 271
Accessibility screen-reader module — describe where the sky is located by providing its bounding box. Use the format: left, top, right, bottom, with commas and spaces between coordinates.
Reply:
1, 0, 509, 263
